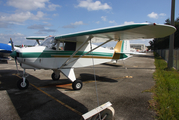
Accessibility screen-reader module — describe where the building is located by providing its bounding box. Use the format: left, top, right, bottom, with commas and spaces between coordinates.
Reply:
130, 43, 146, 52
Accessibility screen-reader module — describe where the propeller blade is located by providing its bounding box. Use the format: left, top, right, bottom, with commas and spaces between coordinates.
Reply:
10, 38, 15, 51
10, 38, 19, 74
15, 57, 19, 74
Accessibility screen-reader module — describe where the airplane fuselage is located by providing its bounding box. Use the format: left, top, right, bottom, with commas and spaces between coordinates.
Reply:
15, 44, 115, 70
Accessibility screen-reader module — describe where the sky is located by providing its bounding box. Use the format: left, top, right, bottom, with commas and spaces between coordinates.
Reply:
0, 0, 178, 46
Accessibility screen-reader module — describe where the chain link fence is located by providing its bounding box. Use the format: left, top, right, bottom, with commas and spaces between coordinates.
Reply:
156, 49, 179, 70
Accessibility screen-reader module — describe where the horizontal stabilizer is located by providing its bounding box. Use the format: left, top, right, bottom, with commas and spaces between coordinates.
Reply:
115, 52, 146, 55
26, 36, 46, 40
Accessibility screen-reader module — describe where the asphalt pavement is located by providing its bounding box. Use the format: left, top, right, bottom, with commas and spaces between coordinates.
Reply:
0, 53, 156, 120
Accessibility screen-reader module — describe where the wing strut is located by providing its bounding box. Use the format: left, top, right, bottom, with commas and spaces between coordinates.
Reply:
36, 40, 40, 45
58, 35, 93, 69
65, 38, 113, 66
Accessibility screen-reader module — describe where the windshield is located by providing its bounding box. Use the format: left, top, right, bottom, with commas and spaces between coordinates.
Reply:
40, 36, 56, 48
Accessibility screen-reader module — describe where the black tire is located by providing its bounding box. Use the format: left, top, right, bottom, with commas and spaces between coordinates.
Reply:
51, 73, 60, 81
72, 80, 83, 90
17, 78, 29, 90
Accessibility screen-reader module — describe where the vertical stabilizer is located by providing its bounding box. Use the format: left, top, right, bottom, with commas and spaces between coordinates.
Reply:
112, 40, 130, 60
114, 40, 130, 53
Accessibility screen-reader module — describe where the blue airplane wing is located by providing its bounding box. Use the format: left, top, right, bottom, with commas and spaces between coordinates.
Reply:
0, 43, 12, 60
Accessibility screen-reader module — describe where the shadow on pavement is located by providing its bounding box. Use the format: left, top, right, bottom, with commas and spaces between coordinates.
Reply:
0, 70, 88, 120
102, 63, 123, 67
79, 73, 118, 83
133, 54, 154, 59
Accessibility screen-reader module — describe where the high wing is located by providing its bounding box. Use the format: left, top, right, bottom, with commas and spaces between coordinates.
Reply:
26, 23, 176, 43
54, 23, 176, 42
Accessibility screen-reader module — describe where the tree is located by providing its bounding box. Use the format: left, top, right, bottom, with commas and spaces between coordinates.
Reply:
149, 17, 179, 50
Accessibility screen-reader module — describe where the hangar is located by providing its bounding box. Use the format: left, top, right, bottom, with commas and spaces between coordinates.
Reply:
130, 43, 146, 52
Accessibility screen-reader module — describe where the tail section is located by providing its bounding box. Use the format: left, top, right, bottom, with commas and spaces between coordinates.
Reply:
112, 40, 130, 60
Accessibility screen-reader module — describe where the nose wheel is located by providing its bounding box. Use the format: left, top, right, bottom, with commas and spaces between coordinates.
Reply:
17, 69, 29, 90
17, 78, 29, 90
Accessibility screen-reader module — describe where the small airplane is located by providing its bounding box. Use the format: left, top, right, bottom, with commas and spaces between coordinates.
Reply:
10, 23, 176, 90
0, 41, 24, 61
0, 41, 12, 61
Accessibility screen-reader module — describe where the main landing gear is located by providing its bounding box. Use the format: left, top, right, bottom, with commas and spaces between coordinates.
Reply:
17, 69, 29, 90
51, 72, 60, 80
17, 69, 83, 90
51, 70, 83, 90
72, 80, 83, 90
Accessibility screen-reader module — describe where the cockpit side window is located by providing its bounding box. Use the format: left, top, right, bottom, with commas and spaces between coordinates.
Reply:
40, 37, 76, 51
59, 42, 65, 50
64, 42, 76, 51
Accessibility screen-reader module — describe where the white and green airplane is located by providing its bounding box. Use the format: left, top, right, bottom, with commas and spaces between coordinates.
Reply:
10, 23, 176, 90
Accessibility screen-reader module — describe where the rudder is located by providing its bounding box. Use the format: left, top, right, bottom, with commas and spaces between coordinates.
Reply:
112, 40, 130, 60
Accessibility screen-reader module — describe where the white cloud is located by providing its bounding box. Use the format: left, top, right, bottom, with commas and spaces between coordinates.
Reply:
7, 0, 48, 11
53, 13, 59, 16
101, 16, 107, 21
96, 21, 100, 24
27, 23, 56, 35
32, 11, 46, 20
148, 12, 158, 19
0, 11, 45, 23
0, 22, 11, 28
63, 21, 85, 28
72, 21, 84, 26
109, 20, 116, 24
43, 21, 48, 24
48, 3, 61, 11
0, 33, 27, 45
123, 21, 135, 25
7, 0, 61, 11
159, 13, 166, 17
148, 12, 167, 19
77, 0, 112, 11
28, 24, 47, 29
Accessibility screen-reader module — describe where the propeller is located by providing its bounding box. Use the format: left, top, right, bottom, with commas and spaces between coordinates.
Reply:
10, 38, 19, 74
10, 38, 14, 51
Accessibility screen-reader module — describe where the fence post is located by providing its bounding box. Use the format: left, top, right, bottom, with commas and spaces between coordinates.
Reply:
168, 0, 175, 69
177, 49, 178, 70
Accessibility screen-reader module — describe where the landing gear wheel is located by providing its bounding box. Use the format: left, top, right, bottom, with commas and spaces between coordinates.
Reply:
17, 78, 29, 90
51, 73, 60, 81
72, 80, 83, 90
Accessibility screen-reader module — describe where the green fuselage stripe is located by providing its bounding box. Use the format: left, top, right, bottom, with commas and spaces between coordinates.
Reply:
121, 41, 124, 52
19, 51, 114, 58
120, 54, 128, 59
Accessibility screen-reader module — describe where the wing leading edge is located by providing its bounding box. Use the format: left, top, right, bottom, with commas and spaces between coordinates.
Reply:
26, 23, 176, 43
54, 23, 176, 42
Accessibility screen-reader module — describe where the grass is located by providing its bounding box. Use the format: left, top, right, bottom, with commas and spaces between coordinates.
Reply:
151, 52, 179, 120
